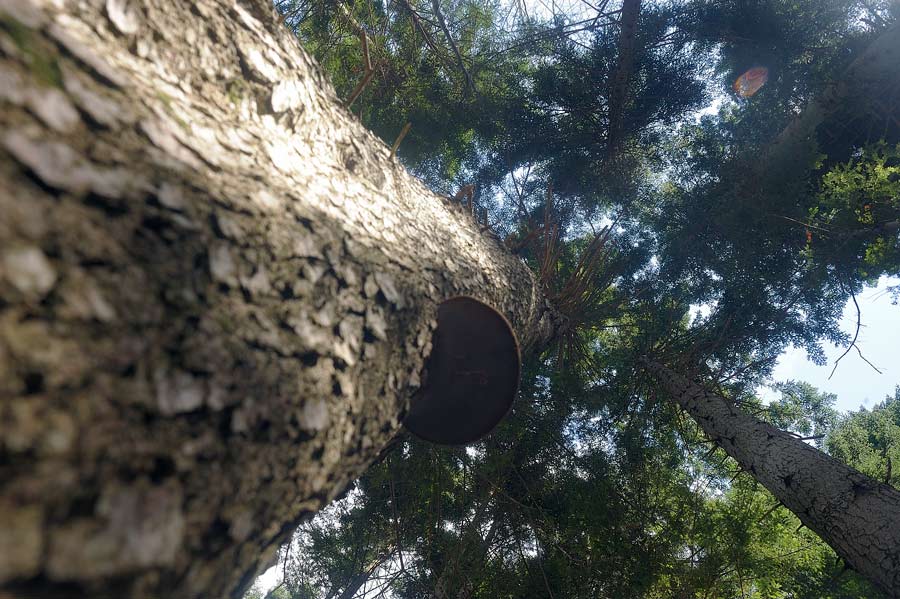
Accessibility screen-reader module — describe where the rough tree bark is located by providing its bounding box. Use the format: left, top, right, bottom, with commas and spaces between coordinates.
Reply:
646, 361, 900, 598
0, 1, 561, 597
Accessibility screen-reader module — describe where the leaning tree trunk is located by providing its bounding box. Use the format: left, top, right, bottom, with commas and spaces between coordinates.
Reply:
0, 1, 561, 597
646, 361, 900, 598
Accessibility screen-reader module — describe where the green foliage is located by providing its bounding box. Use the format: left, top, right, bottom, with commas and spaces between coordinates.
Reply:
635, 384, 886, 599
645, 1, 900, 373
828, 387, 900, 489
258, 1, 900, 597
242, 586, 263, 599
812, 142, 900, 281
277, 0, 531, 188
269, 350, 704, 597
681, 0, 863, 102
257, 375, 892, 598
766, 381, 838, 449
483, 1, 709, 208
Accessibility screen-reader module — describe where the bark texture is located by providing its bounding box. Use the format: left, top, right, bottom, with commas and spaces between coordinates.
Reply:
647, 361, 900, 598
0, 1, 560, 597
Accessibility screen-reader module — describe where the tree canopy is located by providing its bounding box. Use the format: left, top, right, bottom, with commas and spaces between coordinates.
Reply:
249, 0, 900, 596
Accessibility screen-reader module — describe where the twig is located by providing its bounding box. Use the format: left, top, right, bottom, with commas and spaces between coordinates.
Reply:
756, 501, 783, 523
396, 0, 443, 55
389, 473, 407, 575
537, 554, 557, 599
772, 213, 831, 233
717, 353, 779, 384
264, 581, 286, 599
829, 282, 882, 379
263, 539, 292, 599
340, 4, 376, 108
853, 344, 883, 374
390, 122, 412, 158
788, 434, 826, 442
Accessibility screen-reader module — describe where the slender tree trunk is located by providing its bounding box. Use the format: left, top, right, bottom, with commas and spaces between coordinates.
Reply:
605, 0, 641, 154
432, 500, 498, 599
646, 360, 900, 598
333, 553, 389, 599
0, 1, 560, 597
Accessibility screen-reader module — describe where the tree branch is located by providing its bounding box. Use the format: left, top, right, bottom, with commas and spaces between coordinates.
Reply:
829, 282, 882, 379
431, 0, 475, 92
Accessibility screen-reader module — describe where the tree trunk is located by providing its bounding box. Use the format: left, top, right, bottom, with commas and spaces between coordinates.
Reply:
332, 553, 389, 599
432, 494, 498, 599
761, 23, 900, 177
646, 360, 900, 598
0, 1, 560, 597
605, 0, 641, 155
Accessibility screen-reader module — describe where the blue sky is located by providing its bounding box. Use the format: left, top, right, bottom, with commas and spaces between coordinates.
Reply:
760, 276, 900, 413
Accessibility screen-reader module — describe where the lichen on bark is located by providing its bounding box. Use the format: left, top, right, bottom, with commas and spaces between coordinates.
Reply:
0, 1, 560, 597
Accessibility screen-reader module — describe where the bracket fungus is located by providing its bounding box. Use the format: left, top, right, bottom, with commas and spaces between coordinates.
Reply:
404, 296, 522, 445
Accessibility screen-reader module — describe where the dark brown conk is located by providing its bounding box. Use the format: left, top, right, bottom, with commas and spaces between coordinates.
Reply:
404, 296, 521, 445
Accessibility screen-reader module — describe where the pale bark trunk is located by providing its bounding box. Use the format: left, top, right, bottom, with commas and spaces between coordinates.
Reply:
0, 1, 560, 597
646, 361, 900, 598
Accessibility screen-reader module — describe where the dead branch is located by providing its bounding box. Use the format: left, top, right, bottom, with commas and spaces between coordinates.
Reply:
390, 122, 412, 157
829, 282, 883, 379
395, 0, 443, 55
757, 501, 784, 523
337, 2, 377, 107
